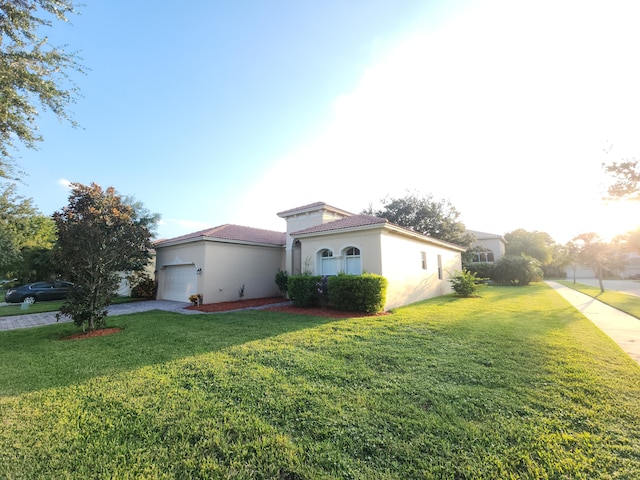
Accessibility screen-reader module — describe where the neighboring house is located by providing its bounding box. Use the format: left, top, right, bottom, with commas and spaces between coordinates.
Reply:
154, 202, 465, 310
116, 249, 157, 296
466, 230, 507, 263
566, 252, 640, 280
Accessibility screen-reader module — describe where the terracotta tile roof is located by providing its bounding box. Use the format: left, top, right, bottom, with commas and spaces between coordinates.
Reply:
155, 224, 286, 247
292, 214, 466, 251
292, 215, 387, 235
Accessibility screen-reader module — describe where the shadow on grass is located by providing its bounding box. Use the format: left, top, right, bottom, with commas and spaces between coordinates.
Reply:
0, 309, 339, 397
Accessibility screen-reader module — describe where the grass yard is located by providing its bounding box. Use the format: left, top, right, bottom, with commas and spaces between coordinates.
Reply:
1, 284, 640, 479
556, 280, 640, 319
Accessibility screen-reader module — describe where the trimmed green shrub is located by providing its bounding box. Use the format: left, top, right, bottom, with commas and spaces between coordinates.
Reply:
449, 269, 486, 297
465, 262, 494, 280
328, 273, 388, 313
274, 269, 289, 297
288, 274, 321, 307
492, 255, 543, 286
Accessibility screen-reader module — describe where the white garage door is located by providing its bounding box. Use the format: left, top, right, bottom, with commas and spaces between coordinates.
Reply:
161, 265, 197, 302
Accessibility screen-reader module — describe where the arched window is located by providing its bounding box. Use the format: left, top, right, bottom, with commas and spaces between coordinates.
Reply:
344, 246, 362, 275
319, 249, 337, 275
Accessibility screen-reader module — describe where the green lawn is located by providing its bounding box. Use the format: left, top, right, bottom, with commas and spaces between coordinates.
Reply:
1, 284, 640, 479
556, 280, 640, 319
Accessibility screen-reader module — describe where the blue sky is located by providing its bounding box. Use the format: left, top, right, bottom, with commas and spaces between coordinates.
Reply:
11, 0, 640, 243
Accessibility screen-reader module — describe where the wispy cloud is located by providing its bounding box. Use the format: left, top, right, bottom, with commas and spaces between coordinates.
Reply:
58, 178, 72, 189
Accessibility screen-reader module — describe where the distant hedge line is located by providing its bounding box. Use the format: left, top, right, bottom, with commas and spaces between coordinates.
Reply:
287, 273, 387, 313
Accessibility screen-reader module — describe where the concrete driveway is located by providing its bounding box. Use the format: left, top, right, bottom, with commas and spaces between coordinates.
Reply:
0, 300, 196, 331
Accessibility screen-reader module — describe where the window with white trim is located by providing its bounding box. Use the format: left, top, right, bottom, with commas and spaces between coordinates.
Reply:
319, 249, 338, 275
344, 246, 362, 274
471, 251, 495, 263
421, 251, 427, 270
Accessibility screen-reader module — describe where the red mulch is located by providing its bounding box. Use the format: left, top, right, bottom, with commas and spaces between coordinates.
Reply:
186, 297, 287, 312
62, 327, 123, 340
186, 296, 389, 318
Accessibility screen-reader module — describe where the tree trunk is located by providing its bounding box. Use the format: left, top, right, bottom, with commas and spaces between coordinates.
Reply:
597, 266, 605, 293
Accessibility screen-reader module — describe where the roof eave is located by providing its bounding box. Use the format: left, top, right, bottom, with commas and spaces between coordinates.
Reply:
155, 236, 284, 249
292, 222, 466, 252
385, 224, 467, 252
291, 223, 385, 238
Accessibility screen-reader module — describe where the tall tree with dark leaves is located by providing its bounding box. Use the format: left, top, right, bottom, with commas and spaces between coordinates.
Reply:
53, 183, 159, 331
0, 0, 82, 178
364, 191, 474, 247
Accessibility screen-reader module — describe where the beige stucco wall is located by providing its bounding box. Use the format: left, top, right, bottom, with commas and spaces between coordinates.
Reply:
201, 241, 283, 303
297, 229, 383, 276
295, 227, 462, 311
280, 207, 350, 274
380, 231, 462, 310
156, 240, 284, 303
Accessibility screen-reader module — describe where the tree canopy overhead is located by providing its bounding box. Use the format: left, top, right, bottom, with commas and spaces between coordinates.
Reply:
0, 182, 55, 277
364, 191, 474, 247
603, 159, 640, 200
0, 0, 82, 178
54, 183, 159, 331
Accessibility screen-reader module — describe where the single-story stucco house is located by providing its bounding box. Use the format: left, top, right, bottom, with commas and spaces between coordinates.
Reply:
154, 202, 465, 310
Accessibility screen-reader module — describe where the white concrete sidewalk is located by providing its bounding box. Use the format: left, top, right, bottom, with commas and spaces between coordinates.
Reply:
546, 281, 640, 365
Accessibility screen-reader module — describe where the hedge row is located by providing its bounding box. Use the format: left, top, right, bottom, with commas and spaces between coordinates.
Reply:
287, 273, 388, 313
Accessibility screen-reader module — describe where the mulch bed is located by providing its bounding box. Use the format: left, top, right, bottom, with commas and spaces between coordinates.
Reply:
187, 296, 388, 319
62, 327, 123, 340
186, 297, 287, 312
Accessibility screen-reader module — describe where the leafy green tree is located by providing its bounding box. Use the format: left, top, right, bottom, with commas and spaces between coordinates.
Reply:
603, 159, 640, 200
561, 241, 581, 284
53, 183, 159, 331
0, 183, 56, 278
364, 191, 474, 247
492, 255, 543, 286
504, 229, 554, 264
0, 0, 82, 178
572, 233, 624, 293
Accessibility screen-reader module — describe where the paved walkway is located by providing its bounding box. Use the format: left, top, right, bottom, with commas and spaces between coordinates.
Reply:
0, 300, 197, 331
546, 281, 640, 365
